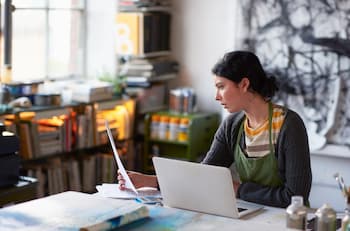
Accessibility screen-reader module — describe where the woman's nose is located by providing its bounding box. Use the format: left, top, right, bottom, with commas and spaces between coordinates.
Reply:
215, 92, 221, 101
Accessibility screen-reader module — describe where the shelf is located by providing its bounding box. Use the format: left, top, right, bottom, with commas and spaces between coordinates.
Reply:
148, 139, 188, 146
143, 111, 219, 172
5, 98, 136, 198
0, 176, 38, 207
311, 144, 350, 159
118, 6, 172, 13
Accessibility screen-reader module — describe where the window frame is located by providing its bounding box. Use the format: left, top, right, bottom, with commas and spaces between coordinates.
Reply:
2, 0, 87, 82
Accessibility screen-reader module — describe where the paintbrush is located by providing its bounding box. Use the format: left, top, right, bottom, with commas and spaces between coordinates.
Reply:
334, 173, 349, 198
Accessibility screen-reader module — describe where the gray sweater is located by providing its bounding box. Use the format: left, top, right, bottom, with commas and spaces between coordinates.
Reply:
202, 109, 312, 208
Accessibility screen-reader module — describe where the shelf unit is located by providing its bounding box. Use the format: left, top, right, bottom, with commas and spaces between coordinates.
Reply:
143, 111, 219, 173
0, 97, 136, 197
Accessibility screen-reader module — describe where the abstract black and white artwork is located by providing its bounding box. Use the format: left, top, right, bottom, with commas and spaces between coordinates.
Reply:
241, 0, 350, 150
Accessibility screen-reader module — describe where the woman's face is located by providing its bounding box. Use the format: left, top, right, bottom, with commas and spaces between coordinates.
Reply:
214, 75, 246, 113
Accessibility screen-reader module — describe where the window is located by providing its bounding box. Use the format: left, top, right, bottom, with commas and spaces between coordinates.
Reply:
3, 0, 86, 82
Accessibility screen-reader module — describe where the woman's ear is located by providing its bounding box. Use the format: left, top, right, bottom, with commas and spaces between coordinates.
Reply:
239, 77, 250, 92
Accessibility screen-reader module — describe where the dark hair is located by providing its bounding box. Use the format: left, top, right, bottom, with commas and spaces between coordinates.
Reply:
212, 51, 278, 100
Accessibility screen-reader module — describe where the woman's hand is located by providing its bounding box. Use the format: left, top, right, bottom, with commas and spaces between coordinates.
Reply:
117, 170, 158, 190
233, 181, 240, 195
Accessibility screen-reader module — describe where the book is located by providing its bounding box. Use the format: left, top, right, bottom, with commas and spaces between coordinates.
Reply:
126, 73, 177, 83
19, 122, 34, 159
116, 12, 142, 56
80, 205, 149, 231
116, 12, 171, 56
122, 59, 179, 71
0, 191, 150, 230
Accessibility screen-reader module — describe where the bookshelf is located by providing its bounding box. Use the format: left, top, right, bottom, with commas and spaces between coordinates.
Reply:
0, 98, 136, 198
115, 3, 178, 172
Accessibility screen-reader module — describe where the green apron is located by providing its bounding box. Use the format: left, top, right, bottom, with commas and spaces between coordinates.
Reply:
234, 102, 283, 187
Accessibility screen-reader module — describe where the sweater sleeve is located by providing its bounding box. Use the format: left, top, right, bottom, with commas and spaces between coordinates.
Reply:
201, 113, 244, 167
237, 110, 312, 208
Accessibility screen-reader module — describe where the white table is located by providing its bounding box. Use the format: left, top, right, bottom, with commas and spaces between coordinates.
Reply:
0, 191, 293, 231
131, 204, 287, 231
4, 191, 346, 230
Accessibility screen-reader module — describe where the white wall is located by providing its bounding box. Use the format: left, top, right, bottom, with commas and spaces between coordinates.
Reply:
86, 0, 117, 79
170, 0, 242, 115
85, 0, 243, 115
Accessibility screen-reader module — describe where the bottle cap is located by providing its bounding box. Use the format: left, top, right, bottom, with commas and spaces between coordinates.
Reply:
160, 115, 169, 122
291, 196, 304, 206
151, 114, 160, 121
316, 203, 336, 219
170, 117, 180, 124
180, 117, 190, 124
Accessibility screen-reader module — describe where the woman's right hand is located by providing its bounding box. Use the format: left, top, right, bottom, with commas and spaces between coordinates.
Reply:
233, 181, 240, 195
117, 170, 158, 190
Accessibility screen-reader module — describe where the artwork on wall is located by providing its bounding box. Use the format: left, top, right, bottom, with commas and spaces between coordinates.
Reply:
241, 0, 350, 150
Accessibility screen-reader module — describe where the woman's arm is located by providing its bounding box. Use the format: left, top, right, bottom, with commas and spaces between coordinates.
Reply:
202, 113, 243, 167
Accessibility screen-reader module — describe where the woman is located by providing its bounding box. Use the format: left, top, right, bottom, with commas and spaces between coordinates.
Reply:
118, 51, 312, 208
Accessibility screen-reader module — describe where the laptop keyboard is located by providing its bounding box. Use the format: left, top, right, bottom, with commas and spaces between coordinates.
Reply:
238, 207, 248, 212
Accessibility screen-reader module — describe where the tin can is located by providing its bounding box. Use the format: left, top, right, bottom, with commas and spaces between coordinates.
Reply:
168, 117, 180, 141
178, 117, 190, 142
169, 89, 183, 114
286, 196, 307, 230
182, 88, 196, 114
150, 114, 160, 139
315, 203, 337, 231
158, 115, 169, 140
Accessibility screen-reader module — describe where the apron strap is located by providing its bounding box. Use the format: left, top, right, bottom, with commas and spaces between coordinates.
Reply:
268, 102, 274, 154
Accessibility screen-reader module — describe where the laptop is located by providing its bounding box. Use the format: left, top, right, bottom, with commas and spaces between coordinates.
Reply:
152, 156, 263, 219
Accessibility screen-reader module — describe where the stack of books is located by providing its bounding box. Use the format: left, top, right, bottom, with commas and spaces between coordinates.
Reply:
70, 80, 114, 103
120, 57, 179, 88
118, 0, 171, 12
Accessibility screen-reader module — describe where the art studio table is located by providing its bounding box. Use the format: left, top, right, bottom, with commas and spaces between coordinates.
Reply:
0, 191, 291, 230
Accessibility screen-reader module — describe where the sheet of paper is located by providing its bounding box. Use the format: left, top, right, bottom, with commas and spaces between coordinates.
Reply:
96, 183, 161, 199
105, 120, 138, 194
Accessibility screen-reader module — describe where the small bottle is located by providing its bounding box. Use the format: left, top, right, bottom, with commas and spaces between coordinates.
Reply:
178, 117, 190, 142
341, 196, 350, 231
168, 117, 180, 141
158, 115, 169, 140
315, 203, 337, 231
286, 196, 307, 230
150, 114, 160, 139
342, 208, 350, 231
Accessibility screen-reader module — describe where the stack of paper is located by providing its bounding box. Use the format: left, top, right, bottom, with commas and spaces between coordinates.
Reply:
70, 80, 114, 103
96, 183, 161, 199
